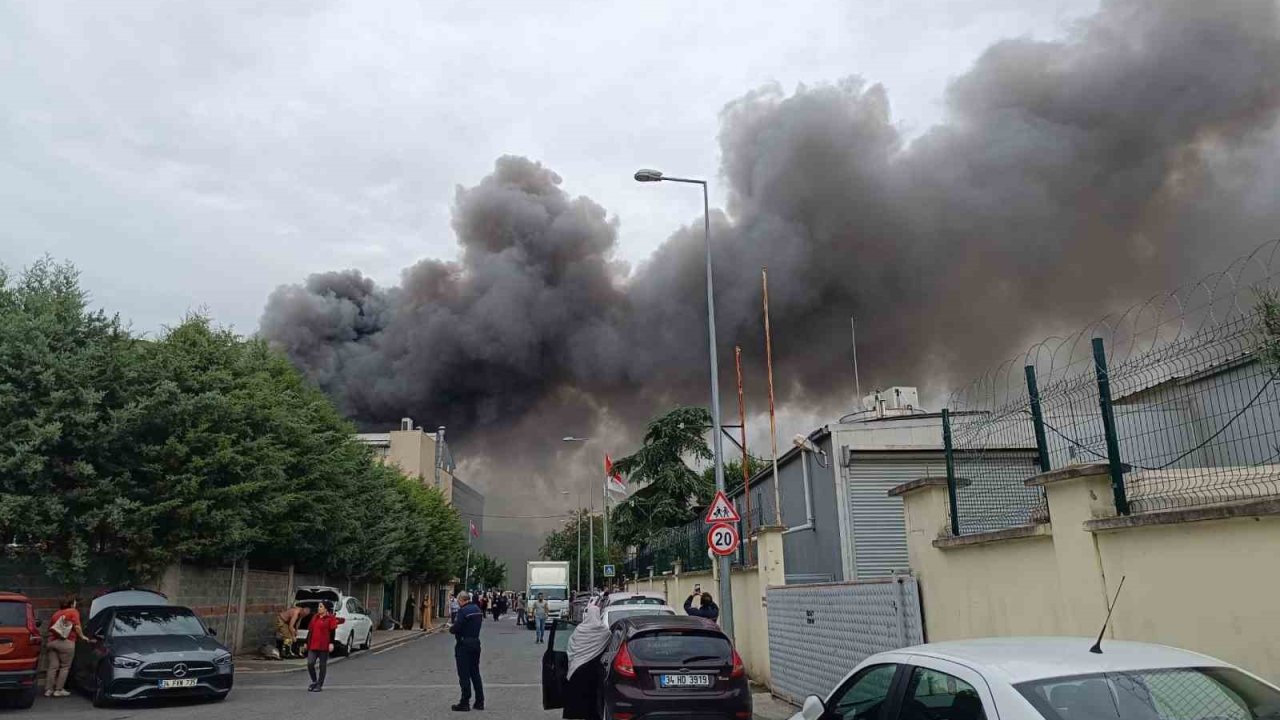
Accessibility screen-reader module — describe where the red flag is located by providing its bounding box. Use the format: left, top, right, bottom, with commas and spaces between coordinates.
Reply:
605, 454, 626, 493
470, 520, 479, 538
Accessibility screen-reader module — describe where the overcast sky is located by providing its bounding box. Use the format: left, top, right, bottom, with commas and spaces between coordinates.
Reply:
1, 0, 1097, 335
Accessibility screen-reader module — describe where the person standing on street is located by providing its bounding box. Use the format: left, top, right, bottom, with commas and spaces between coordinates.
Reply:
684, 591, 720, 621
531, 592, 549, 644
514, 593, 526, 627
450, 591, 485, 712
306, 601, 345, 692
44, 595, 87, 698
491, 593, 504, 622
448, 593, 460, 625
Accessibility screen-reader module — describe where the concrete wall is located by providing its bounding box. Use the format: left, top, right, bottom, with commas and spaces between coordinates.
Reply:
898, 464, 1280, 683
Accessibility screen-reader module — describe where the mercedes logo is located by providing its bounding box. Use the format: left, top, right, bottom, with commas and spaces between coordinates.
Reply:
172, 663, 188, 678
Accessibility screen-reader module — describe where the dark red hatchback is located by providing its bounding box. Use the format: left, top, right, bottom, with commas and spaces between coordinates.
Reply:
544, 615, 751, 720
0, 592, 41, 709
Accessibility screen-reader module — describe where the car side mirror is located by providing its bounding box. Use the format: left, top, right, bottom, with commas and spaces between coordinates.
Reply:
800, 695, 827, 720
208, 627, 217, 636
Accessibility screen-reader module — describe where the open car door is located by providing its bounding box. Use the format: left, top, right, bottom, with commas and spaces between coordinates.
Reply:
541, 621, 567, 710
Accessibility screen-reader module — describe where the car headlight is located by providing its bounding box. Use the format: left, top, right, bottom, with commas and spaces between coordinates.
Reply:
214, 652, 233, 666
111, 656, 142, 669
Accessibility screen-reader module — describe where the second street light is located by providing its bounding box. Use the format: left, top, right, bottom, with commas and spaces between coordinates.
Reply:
634, 168, 734, 641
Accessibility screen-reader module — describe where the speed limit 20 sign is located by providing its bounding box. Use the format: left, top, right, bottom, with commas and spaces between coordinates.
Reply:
706, 522, 740, 556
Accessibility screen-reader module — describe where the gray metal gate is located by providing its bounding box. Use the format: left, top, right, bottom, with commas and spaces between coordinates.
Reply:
766, 576, 923, 704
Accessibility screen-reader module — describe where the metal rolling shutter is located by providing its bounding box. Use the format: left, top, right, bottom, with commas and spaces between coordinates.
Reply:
846, 459, 942, 579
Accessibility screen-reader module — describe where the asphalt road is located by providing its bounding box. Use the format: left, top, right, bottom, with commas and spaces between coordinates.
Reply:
20, 615, 554, 720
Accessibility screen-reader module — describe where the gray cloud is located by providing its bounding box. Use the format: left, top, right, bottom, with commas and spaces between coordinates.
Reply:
262, 0, 1280, 588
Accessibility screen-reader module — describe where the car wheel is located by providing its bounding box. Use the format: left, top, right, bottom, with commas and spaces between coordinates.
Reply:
91, 663, 112, 708
12, 686, 36, 709
364, 630, 373, 650
335, 636, 351, 657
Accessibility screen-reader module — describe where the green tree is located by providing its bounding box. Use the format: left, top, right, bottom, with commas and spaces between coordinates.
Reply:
539, 508, 617, 590
609, 406, 715, 547
1257, 288, 1280, 369
461, 552, 507, 591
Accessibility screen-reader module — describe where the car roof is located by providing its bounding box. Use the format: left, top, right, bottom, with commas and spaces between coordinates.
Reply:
607, 592, 666, 604
618, 614, 722, 637
890, 637, 1229, 684
604, 604, 676, 617
0, 592, 31, 603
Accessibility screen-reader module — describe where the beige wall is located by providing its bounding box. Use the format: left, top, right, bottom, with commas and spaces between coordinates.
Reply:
900, 467, 1280, 683
384, 429, 456, 495
624, 527, 785, 686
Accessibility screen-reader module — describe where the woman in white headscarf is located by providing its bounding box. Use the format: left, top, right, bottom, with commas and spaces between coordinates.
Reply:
563, 600, 612, 718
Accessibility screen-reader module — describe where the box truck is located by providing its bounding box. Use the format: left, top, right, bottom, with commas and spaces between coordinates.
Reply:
525, 561, 570, 628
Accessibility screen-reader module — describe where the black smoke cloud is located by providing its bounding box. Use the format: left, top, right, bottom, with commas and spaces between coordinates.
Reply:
261, 0, 1280, 581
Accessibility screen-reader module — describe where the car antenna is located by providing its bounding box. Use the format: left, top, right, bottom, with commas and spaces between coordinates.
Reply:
1089, 576, 1126, 654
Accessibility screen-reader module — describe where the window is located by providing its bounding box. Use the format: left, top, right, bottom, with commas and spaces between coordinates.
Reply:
627, 632, 732, 664
345, 599, 357, 614
901, 667, 986, 720
0, 601, 29, 627
1018, 667, 1280, 720
828, 664, 898, 720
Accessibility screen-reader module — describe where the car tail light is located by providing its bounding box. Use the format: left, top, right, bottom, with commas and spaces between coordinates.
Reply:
612, 642, 636, 679
613, 713, 635, 720
735, 712, 752, 719
729, 648, 745, 679
25, 605, 40, 645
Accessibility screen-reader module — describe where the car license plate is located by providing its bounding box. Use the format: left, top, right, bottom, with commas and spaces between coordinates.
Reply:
158, 678, 198, 689
659, 674, 711, 688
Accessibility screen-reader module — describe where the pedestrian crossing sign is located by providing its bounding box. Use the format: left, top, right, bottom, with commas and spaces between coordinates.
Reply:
603, 564, 615, 578
704, 490, 741, 524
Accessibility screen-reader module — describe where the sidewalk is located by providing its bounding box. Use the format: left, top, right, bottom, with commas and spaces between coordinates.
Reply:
236, 624, 446, 673
752, 690, 798, 720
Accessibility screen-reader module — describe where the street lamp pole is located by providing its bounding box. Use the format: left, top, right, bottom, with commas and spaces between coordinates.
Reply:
634, 169, 734, 641
563, 436, 597, 591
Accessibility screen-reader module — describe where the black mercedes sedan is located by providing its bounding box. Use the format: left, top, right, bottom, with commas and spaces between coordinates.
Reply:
544, 614, 751, 720
72, 590, 233, 707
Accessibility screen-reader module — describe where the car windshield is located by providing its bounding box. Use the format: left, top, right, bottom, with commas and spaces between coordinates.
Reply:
111, 609, 208, 637
1016, 667, 1280, 720
627, 631, 732, 664
531, 587, 568, 601
607, 608, 675, 623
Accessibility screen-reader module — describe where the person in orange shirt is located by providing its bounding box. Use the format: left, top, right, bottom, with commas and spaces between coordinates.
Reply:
45, 596, 88, 697
305, 601, 344, 692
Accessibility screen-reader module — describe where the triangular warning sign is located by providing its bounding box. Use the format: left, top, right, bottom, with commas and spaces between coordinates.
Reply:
704, 490, 741, 523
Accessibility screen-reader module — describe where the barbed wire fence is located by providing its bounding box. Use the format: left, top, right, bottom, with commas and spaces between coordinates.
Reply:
943, 239, 1280, 535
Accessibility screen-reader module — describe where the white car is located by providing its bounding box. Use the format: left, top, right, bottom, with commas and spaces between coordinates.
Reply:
601, 603, 677, 627
604, 591, 667, 607
293, 586, 374, 657
790, 637, 1280, 720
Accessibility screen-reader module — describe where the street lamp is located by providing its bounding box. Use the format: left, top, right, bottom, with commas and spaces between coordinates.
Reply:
563, 436, 598, 592
634, 167, 734, 641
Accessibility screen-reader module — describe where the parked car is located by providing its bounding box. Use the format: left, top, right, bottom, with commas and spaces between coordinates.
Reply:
542, 615, 750, 720
71, 589, 232, 707
569, 592, 596, 624
293, 586, 373, 656
790, 636, 1280, 720
604, 591, 667, 608
601, 604, 676, 627
0, 592, 41, 709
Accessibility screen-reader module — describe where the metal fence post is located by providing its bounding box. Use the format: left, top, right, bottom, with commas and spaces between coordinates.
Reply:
1024, 365, 1051, 473
1091, 338, 1130, 515
942, 408, 960, 536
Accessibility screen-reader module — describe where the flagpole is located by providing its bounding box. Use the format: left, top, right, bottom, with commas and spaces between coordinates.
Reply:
463, 535, 472, 591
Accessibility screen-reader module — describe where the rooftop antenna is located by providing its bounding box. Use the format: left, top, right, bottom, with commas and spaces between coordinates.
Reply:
850, 317, 862, 405
1089, 576, 1126, 654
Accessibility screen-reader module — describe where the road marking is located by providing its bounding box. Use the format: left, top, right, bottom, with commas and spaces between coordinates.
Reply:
371, 633, 430, 655
238, 683, 540, 690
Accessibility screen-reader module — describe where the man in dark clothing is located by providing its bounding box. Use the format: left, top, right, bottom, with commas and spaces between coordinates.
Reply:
450, 591, 485, 711
684, 592, 720, 621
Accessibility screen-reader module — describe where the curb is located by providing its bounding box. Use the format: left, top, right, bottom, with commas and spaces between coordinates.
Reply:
236, 625, 447, 675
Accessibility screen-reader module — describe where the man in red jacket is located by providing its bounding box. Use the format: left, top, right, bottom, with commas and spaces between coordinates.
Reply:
306, 601, 345, 692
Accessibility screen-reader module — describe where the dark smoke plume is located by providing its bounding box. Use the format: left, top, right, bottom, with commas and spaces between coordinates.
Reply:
261, 0, 1280, 581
